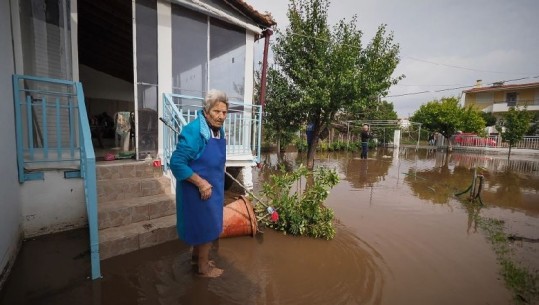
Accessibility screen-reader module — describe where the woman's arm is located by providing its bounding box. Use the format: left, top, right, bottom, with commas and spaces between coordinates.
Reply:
169, 125, 212, 199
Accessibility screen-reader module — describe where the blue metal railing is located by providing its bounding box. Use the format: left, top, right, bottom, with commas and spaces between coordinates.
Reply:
12, 75, 101, 279
161, 93, 263, 170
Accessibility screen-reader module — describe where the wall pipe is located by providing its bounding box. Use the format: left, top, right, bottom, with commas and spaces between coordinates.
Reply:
258, 28, 273, 109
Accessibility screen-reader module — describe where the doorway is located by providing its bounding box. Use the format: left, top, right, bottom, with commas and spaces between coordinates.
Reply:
77, 0, 135, 159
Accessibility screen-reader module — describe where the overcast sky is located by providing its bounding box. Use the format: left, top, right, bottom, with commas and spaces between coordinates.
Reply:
246, 0, 539, 118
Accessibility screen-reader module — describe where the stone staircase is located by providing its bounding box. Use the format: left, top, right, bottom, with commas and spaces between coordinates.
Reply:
96, 161, 177, 260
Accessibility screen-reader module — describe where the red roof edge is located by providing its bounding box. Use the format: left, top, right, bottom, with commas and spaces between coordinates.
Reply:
463, 81, 539, 93
227, 0, 277, 28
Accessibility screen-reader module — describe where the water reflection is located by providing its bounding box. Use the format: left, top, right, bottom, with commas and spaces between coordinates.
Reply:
260, 148, 539, 216
99, 227, 386, 305
399, 149, 539, 216
404, 153, 471, 205
344, 153, 393, 189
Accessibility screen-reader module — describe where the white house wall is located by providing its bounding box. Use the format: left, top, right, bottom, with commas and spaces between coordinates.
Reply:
79, 64, 134, 101
157, 0, 173, 158
80, 64, 135, 117
244, 31, 255, 104
0, 0, 22, 288
20, 172, 87, 238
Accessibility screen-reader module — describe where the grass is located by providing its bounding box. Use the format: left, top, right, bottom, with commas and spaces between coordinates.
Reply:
476, 216, 539, 304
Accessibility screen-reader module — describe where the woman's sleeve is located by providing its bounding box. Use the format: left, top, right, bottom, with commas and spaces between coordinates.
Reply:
170, 129, 200, 181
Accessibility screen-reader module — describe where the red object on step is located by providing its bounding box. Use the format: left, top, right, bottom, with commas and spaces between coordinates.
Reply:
271, 211, 279, 223
104, 153, 115, 161
153, 160, 161, 167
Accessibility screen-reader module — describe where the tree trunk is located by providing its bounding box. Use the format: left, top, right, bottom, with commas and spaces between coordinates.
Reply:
307, 128, 321, 170
276, 137, 281, 155
306, 117, 322, 170
508, 145, 512, 161
445, 136, 452, 155
306, 138, 317, 169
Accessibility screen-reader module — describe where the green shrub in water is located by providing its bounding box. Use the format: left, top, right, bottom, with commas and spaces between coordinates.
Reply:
295, 138, 308, 152
255, 165, 339, 240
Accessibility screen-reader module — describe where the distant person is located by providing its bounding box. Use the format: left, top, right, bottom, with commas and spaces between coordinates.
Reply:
306, 122, 314, 148
170, 89, 228, 278
360, 124, 372, 159
428, 133, 435, 145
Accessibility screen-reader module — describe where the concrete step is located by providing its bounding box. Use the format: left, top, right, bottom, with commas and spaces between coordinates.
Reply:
99, 214, 177, 260
96, 160, 162, 181
98, 193, 176, 230
97, 176, 171, 203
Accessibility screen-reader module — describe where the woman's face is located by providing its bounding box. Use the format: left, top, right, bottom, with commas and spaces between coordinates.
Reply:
205, 101, 228, 129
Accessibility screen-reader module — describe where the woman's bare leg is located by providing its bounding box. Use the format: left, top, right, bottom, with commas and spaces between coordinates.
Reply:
197, 242, 223, 278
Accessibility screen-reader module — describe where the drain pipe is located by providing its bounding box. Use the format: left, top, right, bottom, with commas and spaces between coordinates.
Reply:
259, 28, 273, 109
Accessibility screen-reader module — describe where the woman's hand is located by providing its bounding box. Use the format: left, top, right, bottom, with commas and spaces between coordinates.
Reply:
198, 182, 212, 200
187, 174, 213, 200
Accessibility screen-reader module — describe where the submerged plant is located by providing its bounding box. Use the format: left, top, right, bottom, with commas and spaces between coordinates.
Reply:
255, 164, 339, 240
477, 217, 539, 304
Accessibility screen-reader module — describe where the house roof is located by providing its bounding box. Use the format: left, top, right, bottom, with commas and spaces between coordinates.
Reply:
228, 0, 276, 27
463, 81, 539, 94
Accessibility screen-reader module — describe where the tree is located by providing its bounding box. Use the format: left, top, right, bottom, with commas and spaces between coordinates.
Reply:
363, 100, 398, 145
526, 113, 539, 136
496, 107, 533, 160
273, 0, 403, 168
361, 100, 398, 121
461, 106, 487, 136
481, 111, 497, 127
262, 67, 303, 152
410, 96, 485, 146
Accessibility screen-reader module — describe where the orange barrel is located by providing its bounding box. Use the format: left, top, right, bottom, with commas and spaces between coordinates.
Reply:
220, 196, 258, 238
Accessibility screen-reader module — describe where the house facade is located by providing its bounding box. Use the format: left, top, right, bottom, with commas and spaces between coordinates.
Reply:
461, 81, 539, 119
1, 0, 274, 286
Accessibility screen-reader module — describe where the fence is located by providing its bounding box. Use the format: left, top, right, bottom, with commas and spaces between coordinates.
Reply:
450, 134, 539, 150
161, 93, 263, 171
12, 74, 101, 279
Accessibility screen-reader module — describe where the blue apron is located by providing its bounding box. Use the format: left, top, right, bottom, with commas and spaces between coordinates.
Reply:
177, 136, 226, 245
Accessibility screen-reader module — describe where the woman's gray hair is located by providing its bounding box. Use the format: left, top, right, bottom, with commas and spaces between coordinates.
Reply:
203, 89, 229, 112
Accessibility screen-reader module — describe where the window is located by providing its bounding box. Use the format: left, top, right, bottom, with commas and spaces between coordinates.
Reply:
506, 92, 517, 107
19, 0, 72, 80
172, 7, 208, 99
136, 0, 158, 156
476, 92, 493, 103
171, 4, 247, 103
209, 18, 246, 102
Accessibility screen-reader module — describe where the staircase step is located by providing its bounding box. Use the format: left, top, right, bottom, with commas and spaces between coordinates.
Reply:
99, 214, 177, 260
98, 194, 176, 230
96, 160, 162, 181
97, 176, 171, 203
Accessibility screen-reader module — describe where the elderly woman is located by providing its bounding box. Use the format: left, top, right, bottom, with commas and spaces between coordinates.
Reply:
170, 89, 228, 278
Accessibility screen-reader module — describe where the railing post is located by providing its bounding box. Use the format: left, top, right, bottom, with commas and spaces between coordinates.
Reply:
76, 82, 101, 280
13, 75, 25, 183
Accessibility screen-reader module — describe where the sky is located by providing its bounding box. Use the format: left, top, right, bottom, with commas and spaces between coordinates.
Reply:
245, 0, 539, 118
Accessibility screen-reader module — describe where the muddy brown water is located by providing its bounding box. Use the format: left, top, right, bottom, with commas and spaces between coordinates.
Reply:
1, 148, 538, 305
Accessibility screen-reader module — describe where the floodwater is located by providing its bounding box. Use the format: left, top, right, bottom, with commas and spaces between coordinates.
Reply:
2, 148, 538, 305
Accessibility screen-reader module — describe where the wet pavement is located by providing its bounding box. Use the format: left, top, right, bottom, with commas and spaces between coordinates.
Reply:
1, 147, 538, 305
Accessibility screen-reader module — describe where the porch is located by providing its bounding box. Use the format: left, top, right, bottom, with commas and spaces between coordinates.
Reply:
12, 74, 262, 281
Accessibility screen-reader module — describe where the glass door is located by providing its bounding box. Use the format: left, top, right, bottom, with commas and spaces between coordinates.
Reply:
134, 0, 158, 159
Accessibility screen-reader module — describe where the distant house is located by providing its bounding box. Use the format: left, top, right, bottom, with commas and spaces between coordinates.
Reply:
398, 118, 411, 130
461, 80, 539, 119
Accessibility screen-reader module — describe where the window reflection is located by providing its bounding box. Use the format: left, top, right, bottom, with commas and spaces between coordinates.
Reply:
172, 6, 208, 101
210, 18, 246, 102
19, 0, 72, 80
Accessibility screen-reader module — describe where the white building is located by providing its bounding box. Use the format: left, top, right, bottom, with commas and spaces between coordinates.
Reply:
0, 0, 274, 285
